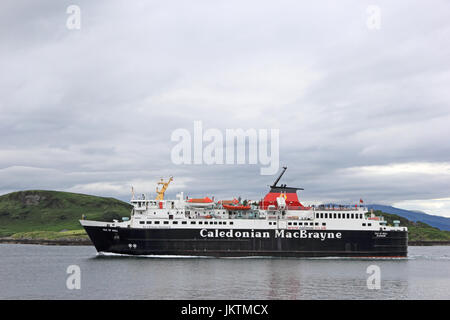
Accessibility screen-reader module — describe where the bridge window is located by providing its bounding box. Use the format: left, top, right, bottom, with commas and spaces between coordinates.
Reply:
155, 221, 160, 224
322, 222, 326, 226
164, 221, 169, 224
182, 221, 187, 224
191, 221, 196, 225
139, 221, 145, 224
333, 213, 337, 219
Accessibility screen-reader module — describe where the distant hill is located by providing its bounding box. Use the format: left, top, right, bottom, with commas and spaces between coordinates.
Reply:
368, 204, 450, 231
0, 190, 132, 237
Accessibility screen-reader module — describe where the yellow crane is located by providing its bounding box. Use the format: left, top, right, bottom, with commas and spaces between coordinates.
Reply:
155, 176, 173, 200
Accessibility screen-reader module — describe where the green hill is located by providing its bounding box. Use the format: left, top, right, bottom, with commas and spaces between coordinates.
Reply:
372, 210, 450, 242
0, 190, 132, 238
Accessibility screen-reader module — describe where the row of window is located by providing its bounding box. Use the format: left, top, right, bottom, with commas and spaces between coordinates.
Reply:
316, 212, 364, 219
141, 211, 227, 215
139, 220, 325, 227
268, 221, 327, 227
138, 220, 372, 227
289, 221, 326, 226
135, 201, 176, 207
138, 220, 235, 226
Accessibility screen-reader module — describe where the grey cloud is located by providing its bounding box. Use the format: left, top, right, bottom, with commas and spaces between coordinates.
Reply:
0, 1, 449, 214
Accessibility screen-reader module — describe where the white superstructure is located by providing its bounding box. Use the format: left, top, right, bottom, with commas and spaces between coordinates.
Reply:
92, 192, 406, 234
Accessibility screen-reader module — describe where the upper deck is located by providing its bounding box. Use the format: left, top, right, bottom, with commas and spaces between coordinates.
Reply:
124, 194, 406, 233
120, 170, 407, 233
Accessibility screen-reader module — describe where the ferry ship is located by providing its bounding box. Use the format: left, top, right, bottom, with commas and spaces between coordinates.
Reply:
80, 167, 408, 257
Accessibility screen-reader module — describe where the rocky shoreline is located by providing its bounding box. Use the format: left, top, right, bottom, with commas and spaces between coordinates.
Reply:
408, 240, 450, 246
0, 238, 92, 246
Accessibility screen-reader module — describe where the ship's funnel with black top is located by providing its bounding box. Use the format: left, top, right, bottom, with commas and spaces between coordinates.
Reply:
261, 166, 305, 209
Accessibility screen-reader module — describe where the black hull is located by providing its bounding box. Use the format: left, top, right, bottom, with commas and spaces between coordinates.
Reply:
83, 226, 408, 258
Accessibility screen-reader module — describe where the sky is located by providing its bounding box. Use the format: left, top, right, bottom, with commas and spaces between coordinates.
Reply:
1, 1, 449, 216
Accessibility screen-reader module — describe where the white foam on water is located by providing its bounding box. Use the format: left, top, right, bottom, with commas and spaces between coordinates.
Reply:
96, 251, 410, 260
97, 251, 212, 259
407, 254, 450, 261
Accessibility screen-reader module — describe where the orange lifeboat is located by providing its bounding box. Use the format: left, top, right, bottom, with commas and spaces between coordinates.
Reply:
223, 204, 251, 211
186, 197, 214, 208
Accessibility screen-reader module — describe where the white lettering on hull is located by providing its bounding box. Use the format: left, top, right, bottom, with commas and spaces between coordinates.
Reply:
200, 229, 342, 240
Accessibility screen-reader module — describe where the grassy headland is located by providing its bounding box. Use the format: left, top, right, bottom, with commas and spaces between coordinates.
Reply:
0, 190, 132, 239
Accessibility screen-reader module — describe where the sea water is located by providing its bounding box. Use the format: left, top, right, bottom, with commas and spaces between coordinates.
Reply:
0, 244, 449, 299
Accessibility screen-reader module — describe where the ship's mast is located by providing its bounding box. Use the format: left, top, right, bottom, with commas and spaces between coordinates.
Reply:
271, 166, 287, 188
269, 166, 304, 192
